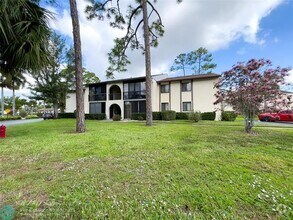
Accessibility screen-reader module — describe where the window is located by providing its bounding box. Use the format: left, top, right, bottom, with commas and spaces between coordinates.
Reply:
161, 103, 169, 111
89, 102, 105, 114
161, 84, 170, 93
89, 84, 106, 101
182, 102, 192, 111
124, 81, 146, 99
181, 81, 191, 92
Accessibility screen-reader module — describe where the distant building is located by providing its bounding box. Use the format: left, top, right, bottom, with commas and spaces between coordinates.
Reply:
65, 73, 221, 120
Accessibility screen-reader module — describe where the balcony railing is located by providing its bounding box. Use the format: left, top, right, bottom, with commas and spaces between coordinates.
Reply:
109, 93, 121, 100
89, 93, 106, 101
124, 90, 146, 100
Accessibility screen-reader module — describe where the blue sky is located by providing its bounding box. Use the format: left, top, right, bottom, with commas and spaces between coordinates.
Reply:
6, 0, 293, 97
213, 0, 293, 74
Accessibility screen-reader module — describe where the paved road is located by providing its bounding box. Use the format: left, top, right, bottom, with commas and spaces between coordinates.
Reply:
255, 121, 293, 128
1, 119, 43, 127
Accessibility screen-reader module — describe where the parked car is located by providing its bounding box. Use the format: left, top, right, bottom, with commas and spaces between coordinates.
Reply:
43, 113, 54, 120
258, 110, 293, 122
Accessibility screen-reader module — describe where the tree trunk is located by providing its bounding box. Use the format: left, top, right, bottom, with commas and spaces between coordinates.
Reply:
142, 0, 152, 126
1, 86, 3, 117
12, 82, 15, 116
69, 0, 85, 133
244, 115, 254, 133
0, 76, 4, 117
53, 103, 58, 119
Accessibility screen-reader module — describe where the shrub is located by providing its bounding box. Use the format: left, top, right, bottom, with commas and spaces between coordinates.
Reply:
37, 112, 43, 118
152, 112, 162, 120
161, 110, 176, 121
19, 110, 27, 118
112, 114, 121, 121
26, 115, 39, 119
201, 112, 216, 120
189, 111, 201, 123
137, 116, 144, 121
176, 112, 188, 120
85, 113, 106, 120
0, 116, 22, 121
221, 111, 237, 121
58, 113, 76, 118
131, 113, 146, 120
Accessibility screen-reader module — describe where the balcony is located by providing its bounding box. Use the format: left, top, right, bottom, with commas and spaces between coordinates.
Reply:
124, 90, 146, 100
88, 93, 106, 101
109, 93, 121, 100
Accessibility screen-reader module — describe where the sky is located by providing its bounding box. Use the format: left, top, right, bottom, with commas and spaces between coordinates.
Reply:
4, 0, 293, 97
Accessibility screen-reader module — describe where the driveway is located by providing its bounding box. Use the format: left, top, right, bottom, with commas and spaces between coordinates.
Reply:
255, 121, 293, 128
1, 119, 43, 127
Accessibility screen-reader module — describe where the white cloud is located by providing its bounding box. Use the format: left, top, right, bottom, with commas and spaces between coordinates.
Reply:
286, 69, 293, 84
47, 0, 283, 81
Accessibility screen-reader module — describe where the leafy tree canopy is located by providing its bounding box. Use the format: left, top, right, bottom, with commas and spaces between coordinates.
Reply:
214, 58, 291, 133
170, 47, 216, 75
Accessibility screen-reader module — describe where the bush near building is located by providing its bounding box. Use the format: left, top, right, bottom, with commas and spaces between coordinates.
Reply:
221, 111, 237, 121
201, 112, 216, 120
161, 110, 176, 121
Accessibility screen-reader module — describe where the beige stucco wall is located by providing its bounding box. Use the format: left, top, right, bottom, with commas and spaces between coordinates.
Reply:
193, 79, 217, 112
65, 93, 76, 113
181, 91, 192, 102
160, 93, 169, 104
151, 80, 160, 112
84, 87, 89, 114
65, 88, 90, 114
170, 82, 181, 112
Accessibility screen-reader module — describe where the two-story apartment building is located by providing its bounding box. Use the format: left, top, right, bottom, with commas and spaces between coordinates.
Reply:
65, 73, 221, 119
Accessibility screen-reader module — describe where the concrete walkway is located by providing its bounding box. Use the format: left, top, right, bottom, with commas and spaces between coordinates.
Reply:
255, 121, 293, 128
1, 119, 43, 127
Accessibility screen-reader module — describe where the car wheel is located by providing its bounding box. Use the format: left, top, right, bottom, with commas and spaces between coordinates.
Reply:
264, 116, 270, 122
275, 117, 280, 122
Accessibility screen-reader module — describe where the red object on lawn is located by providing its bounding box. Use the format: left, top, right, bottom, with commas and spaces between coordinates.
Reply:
0, 125, 6, 138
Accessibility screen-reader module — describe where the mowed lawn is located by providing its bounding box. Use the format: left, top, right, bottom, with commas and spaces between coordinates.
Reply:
0, 119, 292, 219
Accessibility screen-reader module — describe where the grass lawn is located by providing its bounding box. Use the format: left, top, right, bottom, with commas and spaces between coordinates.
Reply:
0, 119, 292, 219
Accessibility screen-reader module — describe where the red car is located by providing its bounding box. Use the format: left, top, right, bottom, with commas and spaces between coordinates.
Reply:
258, 110, 293, 122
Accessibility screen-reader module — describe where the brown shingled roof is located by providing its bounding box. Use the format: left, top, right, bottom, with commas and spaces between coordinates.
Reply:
158, 73, 220, 83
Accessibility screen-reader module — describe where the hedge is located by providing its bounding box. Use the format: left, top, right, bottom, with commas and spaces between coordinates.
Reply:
131, 113, 146, 120
58, 113, 106, 120
201, 112, 216, 120
161, 110, 176, 121
58, 113, 76, 118
152, 112, 162, 120
189, 111, 201, 122
85, 113, 106, 120
0, 116, 22, 121
221, 111, 237, 121
131, 112, 162, 120
176, 112, 188, 120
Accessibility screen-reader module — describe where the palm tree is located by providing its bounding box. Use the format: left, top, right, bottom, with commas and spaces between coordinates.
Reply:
6, 72, 26, 116
0, 0, 52, 72
0, 74, 10, 117
1, 0, 51, 117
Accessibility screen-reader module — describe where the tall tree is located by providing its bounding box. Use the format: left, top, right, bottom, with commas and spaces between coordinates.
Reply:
0, 75, 10, 117
86, 0, 182, 126
0, 0, 52, 116
30, 32, 68, 118
214, 59, 291, 133
6, 71, 26, 116
189, 47, 216, 74
69, 0, 85, 133
60, 47, 100, 88
170, 53, 189, 76
0, 0, 52, 71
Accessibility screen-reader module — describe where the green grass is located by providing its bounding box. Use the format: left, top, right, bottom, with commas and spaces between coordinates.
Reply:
0, 119, 292, 219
